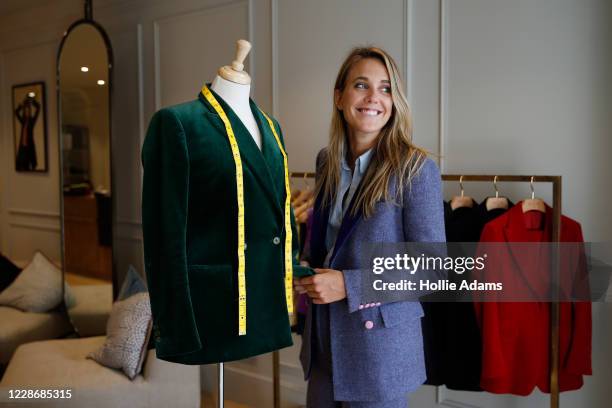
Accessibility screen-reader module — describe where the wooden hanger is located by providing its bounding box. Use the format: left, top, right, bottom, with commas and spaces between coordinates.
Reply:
485, 176, 509, 210
522, 176, 546, 213
450, 175, 474, 210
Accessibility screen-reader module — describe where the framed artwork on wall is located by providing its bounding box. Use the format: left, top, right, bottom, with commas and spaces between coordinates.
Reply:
12, 81, 48, 172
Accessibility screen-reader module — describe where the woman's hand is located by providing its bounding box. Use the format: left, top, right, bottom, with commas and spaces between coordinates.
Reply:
294, 268, 347, 304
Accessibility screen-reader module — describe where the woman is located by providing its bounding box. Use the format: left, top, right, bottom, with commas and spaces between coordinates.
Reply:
295, 47, 446, 407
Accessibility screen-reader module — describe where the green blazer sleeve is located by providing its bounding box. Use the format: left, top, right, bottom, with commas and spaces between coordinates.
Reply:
273, 118, 314, 278
141, 108, 202, 357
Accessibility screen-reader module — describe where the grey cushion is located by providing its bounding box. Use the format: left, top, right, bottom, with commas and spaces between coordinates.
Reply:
87, 292, 152, 380
0, 251, 75, 313
117, 265, 147, 301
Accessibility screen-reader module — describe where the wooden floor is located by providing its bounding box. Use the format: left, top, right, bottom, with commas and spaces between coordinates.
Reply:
201, 393, 251, 408
65, 272, 110, 286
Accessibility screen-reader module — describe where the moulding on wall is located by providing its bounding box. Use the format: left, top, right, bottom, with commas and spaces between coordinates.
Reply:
438, 0, 449, 173
8, 221, 60, 233
270, 0, 278, 117
8, 208, 59, 218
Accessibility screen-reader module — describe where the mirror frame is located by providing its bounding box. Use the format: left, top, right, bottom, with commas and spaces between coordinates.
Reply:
56, 8, 116, 322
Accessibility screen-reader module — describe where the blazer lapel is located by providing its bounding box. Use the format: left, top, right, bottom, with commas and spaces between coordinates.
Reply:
198, 90, 283, 218
251, 104, 286, 205
329, 186, 363, 266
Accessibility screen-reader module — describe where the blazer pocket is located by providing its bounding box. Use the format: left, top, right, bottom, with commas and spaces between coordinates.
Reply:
188, 264, 234, 307
380, 301, 424, 328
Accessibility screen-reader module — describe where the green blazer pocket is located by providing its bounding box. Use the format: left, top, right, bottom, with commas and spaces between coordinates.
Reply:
188, 264, 236, 340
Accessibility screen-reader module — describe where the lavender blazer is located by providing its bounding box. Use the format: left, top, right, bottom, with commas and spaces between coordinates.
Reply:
300, 150, 446, 401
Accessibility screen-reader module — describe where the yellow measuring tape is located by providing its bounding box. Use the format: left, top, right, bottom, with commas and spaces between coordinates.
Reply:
202, 85, 293, 336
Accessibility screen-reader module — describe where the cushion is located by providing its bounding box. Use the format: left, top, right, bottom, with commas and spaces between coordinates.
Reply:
0, 254, 21, 292
87, 292, 152, 380
117, 265, 147, 301
0, 251, 75, 313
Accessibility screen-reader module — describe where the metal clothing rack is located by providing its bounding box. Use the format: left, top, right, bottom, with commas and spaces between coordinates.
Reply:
442, 174, 562, 408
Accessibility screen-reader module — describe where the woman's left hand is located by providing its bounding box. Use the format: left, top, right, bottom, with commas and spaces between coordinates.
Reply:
296, 268, 347, 304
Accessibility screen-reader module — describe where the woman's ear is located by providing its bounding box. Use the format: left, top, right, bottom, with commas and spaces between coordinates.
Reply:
334, 89, 342, 111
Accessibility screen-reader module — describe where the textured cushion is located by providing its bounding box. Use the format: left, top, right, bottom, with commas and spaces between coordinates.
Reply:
117, 265, 147, 301
87, 292, 152, 379
0, 251, 75, 312
0, 254, 21, 292
0, 306, 73, 364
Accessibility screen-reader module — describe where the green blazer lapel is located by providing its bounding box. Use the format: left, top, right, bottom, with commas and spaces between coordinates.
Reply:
251, 103, 286, 205
198, 90, 283, 218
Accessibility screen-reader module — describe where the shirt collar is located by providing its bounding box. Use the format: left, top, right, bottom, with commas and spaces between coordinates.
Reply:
341, 148, 373, 174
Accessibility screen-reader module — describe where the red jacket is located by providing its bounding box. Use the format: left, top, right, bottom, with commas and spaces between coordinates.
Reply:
474, 202, 592, 395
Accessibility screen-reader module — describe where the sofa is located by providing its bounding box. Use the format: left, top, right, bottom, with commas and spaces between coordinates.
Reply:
0, 336, 200, 408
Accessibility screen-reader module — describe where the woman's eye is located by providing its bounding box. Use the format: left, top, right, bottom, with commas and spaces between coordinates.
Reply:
381, 86, 391, 94
355, 82, 367, 89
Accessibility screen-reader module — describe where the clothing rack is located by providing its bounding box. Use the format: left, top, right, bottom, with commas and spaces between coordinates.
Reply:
442, 174, 562, 408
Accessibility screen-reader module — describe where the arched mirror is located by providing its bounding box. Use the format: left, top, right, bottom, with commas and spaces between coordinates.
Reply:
58, 0, 114, 336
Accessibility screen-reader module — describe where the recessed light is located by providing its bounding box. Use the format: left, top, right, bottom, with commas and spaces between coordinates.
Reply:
81, 66, 89, 72
27, 92, 36, 98
97, 80, 105, 85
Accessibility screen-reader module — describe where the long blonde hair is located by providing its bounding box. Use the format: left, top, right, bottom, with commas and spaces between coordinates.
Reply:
315, 46, 429, 218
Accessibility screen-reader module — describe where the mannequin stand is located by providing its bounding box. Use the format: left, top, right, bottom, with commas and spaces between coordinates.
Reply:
217, 363, 224, 408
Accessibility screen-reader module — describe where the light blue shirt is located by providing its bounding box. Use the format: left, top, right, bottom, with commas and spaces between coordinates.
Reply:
323, 148, 373, 267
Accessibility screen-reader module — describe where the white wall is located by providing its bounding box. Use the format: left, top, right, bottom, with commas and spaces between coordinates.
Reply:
0, 0, 610, 407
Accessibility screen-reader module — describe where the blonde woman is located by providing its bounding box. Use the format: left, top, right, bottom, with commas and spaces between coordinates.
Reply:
295, 47, 446, 407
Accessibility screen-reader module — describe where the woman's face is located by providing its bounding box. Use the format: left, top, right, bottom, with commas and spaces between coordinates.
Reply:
335, 58, 393, 140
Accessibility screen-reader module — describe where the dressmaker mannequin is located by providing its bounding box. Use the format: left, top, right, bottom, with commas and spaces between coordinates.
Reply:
210, 39, 262, 149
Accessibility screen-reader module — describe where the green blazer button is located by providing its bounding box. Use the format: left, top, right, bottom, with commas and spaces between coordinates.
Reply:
272, 237, 281, 245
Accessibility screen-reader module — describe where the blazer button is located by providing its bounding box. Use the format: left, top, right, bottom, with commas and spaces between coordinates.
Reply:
272, 237, 281, 245
364, 320, 374, 330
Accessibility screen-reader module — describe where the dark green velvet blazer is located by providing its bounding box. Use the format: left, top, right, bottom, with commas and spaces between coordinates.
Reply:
141, 88, 312, 364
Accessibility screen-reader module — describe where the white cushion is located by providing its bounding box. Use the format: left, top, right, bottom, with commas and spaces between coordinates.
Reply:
0, 252, 75, 313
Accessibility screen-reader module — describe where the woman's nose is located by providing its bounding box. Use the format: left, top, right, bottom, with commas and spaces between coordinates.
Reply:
364, 89, 379, 103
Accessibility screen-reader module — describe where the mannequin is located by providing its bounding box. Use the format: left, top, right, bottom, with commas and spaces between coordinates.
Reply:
210, 40, 262, 149
141, 38, 313, 366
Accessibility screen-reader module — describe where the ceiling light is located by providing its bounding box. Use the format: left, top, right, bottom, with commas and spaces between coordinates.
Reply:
97, 80, 105, 85
27, 92, 35, 98
81, 66, 89, 72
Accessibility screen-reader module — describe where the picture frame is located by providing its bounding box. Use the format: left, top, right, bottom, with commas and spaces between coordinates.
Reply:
12, 81, 48, 172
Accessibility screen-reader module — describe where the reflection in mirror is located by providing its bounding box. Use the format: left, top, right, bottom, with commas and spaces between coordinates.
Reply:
58, 22, 113, 337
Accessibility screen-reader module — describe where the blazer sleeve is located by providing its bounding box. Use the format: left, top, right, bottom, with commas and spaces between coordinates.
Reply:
141, 108, 202, 357
272, 118, 314, 278
343, 156, 448, 312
